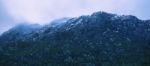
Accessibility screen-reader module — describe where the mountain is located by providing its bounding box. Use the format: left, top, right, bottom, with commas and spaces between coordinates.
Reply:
0, 11, 150, 66
0, 23, 41, 43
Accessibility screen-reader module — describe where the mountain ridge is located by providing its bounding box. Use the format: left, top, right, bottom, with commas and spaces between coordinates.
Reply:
0, 11, 150, 66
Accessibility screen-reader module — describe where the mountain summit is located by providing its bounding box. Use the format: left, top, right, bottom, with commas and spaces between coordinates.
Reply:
0, 11, 150, 66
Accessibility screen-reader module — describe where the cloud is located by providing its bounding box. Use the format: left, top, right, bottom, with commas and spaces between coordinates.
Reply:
1, 0, 144, 25
0, 1, 15, 34
0, 0, 150, 34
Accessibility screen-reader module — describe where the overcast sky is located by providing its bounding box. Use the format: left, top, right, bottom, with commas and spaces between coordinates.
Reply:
0, 0, 150, 34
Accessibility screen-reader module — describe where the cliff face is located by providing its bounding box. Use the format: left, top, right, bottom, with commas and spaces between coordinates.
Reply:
0, 11, 150, 66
